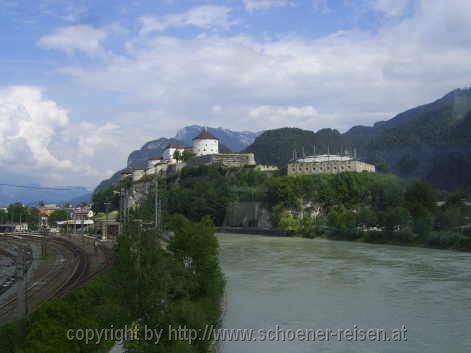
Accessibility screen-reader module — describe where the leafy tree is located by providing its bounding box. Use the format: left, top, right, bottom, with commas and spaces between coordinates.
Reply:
7, 203, 28, 223
182, 149, 195, 162
48, 209, 69, 225
92, 185, 119, 213
357, 207, 377, 229
276, 209, 299, 235
381, 207, 412, 234
405, 180, 436, 217
327, 207, 358, 238
173, 150, 183, 162
0, 208, 8, 224
26, 208, 41, 230
413, 209, 434, 237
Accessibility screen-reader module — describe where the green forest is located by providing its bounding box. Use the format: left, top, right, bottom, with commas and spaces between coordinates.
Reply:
159, 165, 471, 251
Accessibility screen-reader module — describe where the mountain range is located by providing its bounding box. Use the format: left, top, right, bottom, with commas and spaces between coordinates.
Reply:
0, 184, 91, 207
96, 126, 259, 192
246, 88, 471, 191
97, 87, 471, 194
126, 126, 259, 168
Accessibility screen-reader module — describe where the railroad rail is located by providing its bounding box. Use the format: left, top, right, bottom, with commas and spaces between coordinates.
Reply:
0, 233, 111, 322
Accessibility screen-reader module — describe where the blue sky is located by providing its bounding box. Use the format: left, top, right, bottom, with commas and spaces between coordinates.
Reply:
1, 0, 471, 188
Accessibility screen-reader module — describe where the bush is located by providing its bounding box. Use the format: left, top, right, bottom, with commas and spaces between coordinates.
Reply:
425, 231, 469, 249
361, 231, 386, 243
391, 229, 417, 244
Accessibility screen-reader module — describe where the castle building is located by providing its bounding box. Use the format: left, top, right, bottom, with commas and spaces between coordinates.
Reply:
287, 154, 375, 176
192, 130, 219, 156
162, 143, 186, 164
187, 153, 256, 168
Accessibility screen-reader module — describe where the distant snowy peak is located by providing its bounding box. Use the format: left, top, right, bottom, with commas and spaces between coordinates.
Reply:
175, 125, 260, 152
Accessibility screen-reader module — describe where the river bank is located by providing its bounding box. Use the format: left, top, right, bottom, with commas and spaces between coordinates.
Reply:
218, 225, 471, 252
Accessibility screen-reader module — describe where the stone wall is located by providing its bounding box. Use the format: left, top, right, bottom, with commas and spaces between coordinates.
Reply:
223, 201, 273, 229
287, 160, 375, 176
188, 153, 256, 168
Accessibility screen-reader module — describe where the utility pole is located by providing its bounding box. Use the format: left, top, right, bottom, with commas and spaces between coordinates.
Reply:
124, 188, 129, 224
154, 177, 161, 232
104, 201, 111, 240
120, 186, 125, 228
16, 246, 28, 320
41, 227, 48, 257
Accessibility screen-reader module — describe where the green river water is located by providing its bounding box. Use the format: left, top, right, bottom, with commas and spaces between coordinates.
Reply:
218, 234, 471, 353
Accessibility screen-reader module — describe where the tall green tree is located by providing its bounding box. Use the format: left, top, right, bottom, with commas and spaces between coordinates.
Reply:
48, 209, 69, 225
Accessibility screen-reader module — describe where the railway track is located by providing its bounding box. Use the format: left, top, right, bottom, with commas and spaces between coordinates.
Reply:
0, 239, 33, 296
0, 234, 111, 322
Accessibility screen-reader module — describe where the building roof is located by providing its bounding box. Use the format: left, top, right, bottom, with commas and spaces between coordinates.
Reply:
296, 154, 353, 163
192, 130, 219, 141
148, 155, 163, 161
165, 143, 187, 149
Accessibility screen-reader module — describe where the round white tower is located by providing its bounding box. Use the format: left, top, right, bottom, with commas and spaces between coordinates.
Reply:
192, 130, 219, 156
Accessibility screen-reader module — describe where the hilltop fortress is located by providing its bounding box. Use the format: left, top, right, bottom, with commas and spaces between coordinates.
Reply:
287, 154, 375, 176
122, 130, 375, 182
123, 130, 256, 181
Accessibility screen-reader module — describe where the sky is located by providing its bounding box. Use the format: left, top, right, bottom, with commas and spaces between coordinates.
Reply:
1, 0, 471, 189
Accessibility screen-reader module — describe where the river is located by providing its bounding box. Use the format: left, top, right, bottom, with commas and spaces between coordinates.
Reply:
218, 233, 471, 353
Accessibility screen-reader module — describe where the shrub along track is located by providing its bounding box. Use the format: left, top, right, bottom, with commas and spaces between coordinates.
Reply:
0, 234, 111, 322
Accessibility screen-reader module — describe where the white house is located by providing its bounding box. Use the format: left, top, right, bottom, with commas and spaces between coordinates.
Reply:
147, 156, 163, 169
146, 160, 168, 177
162, 143, 187, 164
192, 130, 219, 156
14, 223, 28, 232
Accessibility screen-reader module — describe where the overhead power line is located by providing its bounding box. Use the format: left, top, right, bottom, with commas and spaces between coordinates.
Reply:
0, 183, 84, 191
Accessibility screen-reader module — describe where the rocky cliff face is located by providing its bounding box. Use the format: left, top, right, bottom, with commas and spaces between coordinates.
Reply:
223, 201, 273, 229
127, 137, 183, 168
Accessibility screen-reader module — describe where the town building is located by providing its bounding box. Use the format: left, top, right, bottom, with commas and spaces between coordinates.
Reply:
192, 130, 219, 156
287, 154, 375, 176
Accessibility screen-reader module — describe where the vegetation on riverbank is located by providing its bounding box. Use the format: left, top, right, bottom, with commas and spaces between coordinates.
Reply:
160, 165, 471, 251
1, 212, 224, 353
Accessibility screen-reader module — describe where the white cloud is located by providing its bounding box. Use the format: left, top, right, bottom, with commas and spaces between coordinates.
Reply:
0, 86, 69, 168
0, 86, 122, 187
38, 24, 108, 55
368, 0, 412, 17
77, 122, 120, 157
63, 0, 471, 132
243, 0, 292, 12
250, 105, 325, 128
26, 0, 471, 186
139, 5, 235, 34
